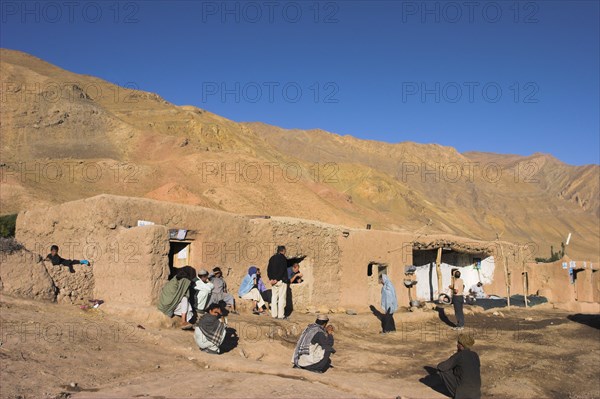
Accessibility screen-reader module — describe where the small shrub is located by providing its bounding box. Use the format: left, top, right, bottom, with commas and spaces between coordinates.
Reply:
0, 214, 17, 238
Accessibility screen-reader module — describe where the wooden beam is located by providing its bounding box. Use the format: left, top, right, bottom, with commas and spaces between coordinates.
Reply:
498, 243, 511, 309
436, 247, 443, 299
523, 259, 529, 308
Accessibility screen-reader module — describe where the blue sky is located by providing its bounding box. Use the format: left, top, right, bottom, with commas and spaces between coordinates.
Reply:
1, 0, 598, 165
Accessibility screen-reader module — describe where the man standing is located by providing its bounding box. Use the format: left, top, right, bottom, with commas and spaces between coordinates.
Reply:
292, 314, 335, 373
450, 269, 465, 330
436, 334, 481, 399
379, 274, 398, 333
267, 245, 288, 319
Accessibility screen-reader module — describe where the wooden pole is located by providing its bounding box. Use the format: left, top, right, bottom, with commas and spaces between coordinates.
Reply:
498, 243, 511, 309
522, 248, 528, 308
436, 247, 443, 299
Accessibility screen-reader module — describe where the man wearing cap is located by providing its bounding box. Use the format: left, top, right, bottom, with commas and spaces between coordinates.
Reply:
194, 269, 214, 312
436, 333, 481, 399
292, 315, 336, 373
209, 267, 237, 313
267, 245, 289, 319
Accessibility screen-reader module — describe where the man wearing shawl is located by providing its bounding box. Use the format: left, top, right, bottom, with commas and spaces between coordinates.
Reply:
292, 315, 336, 373
194, 269, 214, 312
380, 274, 398, 333
194, 303, 227, 354
157, 266, 196, 330
436, 334, 481, 399
209, 266, 237, 313
256, 268, 272, 304
238, 266, 267, 314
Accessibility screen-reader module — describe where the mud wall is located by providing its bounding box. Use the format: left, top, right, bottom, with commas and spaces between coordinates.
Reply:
15, 195, 347, 310
16, 194, 596, 312
338, 229, 415, 310
525, 260, 600, 303
92, 225, 170, 305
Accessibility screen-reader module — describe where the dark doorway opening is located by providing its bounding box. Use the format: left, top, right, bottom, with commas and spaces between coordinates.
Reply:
168, 241, 191, 278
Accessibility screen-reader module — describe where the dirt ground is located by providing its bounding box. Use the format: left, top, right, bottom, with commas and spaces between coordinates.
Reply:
0, 294, 599, 399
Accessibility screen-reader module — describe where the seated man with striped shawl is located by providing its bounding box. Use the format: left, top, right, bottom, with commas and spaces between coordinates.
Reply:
292, 314, 336, 373
194, 303, 227, 354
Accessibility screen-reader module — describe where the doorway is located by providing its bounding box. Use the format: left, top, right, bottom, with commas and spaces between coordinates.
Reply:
169, 241, 191, 278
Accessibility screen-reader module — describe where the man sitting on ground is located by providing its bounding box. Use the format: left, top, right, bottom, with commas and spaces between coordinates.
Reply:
194, 303, 227, 354
194, 269, 214, 313
157, 266, 196, 330
256, 268, 272, 305
238, 266, 267, 315
288, 263, 304, 284
292, 314, 336, 373
437, 333, 481, 399
44, 245, 90, 273
469, 282, 487, 299
209, 267, 237, 314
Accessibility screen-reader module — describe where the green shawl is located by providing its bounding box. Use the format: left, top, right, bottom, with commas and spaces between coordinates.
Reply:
157, 277, 191, 316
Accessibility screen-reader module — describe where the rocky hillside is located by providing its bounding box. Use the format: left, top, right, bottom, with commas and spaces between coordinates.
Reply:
1, 49, 598, 260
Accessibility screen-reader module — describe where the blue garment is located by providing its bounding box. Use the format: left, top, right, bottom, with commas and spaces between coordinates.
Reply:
238, 273, 256, 297
381, 274, 398, 314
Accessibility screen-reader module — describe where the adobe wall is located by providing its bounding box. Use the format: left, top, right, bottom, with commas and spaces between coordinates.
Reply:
525, 259, 600, 304
92, 225, 170, 305
337, 229, 414, 310
15, 194, 596, 313
15, 195, 347, 310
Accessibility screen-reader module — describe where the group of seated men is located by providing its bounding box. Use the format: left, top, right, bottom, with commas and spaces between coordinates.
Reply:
157, 265, 239, 329
156, 261, 480, 395
156, 261, 305, 352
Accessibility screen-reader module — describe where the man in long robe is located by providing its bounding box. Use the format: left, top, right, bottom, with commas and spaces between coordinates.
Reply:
292, 314, 335, 373
194, 269, 214, 312
380, 274, 398, 333
238, 266, 266, 314
157, 266, 196, 330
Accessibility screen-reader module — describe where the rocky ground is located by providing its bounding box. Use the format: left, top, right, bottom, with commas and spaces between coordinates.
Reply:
0, 294, 599, 399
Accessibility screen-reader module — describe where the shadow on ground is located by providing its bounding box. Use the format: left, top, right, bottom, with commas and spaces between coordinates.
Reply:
419, 365, 451, 398
567, 314, 600, 330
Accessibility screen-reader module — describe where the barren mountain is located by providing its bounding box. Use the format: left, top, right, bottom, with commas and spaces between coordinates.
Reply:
1, 49, 598, 260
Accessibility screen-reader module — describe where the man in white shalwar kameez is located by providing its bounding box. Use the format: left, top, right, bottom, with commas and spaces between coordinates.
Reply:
195, 269, 214, 312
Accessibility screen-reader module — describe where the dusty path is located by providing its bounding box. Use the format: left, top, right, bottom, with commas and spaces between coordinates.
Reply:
1, 295, 599, 399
